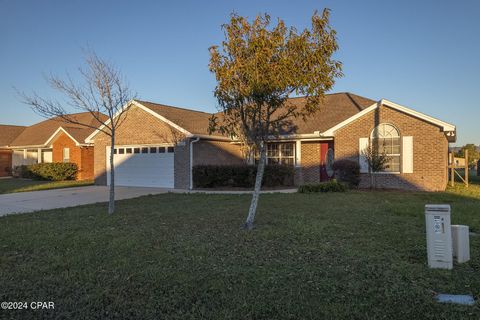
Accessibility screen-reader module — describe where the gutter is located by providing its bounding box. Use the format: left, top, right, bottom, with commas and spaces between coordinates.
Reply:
192, 132, 332, 143
189, 137, 200, 190
192, 134, 233, 142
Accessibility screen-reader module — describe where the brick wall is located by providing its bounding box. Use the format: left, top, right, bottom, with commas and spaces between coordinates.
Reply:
93, 105, 189, 187
80, 146, 94, 180
300, 142, 321, 184
334, 105, 449, 191
52, 132, 93, 180
174, 142, 190, 189
193, 140, 244, 166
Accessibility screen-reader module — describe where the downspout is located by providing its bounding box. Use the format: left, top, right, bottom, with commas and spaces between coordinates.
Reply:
189, 137, 200, 190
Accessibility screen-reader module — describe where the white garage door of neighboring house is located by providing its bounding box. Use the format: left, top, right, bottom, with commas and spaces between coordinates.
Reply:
106, 145, 175, 188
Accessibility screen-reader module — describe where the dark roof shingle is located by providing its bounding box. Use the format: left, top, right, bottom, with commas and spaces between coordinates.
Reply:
9, 112, 108, 147
136, 92, 375, 137
284, 92, 376, 134
136, 100, 216, 136
0, 125, 27, 147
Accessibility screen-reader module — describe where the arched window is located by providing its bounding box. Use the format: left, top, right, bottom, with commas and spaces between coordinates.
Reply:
371, 124, 401, 172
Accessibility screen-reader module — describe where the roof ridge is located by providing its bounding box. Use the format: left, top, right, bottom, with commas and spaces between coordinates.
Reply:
282, 92, 374, 101
0, 124, 27, 127
135, 99, 212, 116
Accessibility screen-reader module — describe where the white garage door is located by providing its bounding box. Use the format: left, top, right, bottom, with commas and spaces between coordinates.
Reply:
106, 145, 174, 188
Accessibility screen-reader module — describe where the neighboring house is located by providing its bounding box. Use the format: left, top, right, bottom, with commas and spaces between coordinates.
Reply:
7, 112, 107, 180
86, 93, 456, 191
0, 125, 27, 177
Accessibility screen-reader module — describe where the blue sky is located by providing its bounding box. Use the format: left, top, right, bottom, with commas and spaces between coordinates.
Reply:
1, 0, 478, 146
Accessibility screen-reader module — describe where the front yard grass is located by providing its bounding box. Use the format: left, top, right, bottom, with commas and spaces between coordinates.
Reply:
1, 176, 479, 319
0, 178, 93, 194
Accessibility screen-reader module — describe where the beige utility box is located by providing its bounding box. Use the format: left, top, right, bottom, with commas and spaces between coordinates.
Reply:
451, 225, 470, 263
425, 204, 452, 269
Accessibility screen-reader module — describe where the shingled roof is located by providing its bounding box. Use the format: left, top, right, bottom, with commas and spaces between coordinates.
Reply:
283, 92, 376, 134
136, 100, 216, 136
136, 92, 375, 137
0, 125, 26, 147
9, 112, 108, 147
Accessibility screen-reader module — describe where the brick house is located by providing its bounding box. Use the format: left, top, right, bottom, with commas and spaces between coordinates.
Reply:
5, 112, 107, 180
87, 93, 456, 191
0, 125, 27, 177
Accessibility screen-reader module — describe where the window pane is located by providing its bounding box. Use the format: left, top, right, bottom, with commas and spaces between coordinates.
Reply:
281, 144, 294, 157
281, 158, 294, 166
119, 149, 125, 154
269, 157, 280, 165
392, 137, 401, 154
384, 156, 400, 172
126, 148, 132, 154
141, 147, 148, 153
134, 148, 140, 154
167, 147, 174, 153
150, 147, 157, 153
267, 144, 279, 157
113, 149, 117, 154
158, 147, 165, 153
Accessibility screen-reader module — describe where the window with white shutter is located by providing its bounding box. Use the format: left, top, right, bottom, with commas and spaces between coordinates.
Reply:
371, 124, 401, 173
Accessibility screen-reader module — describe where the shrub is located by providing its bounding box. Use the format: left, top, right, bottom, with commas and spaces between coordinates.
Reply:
332, 159, 360, 187
15, 163, 78, 181
12, 165, 35, 179
298, 179, 347, 193
193, 164, 294, 188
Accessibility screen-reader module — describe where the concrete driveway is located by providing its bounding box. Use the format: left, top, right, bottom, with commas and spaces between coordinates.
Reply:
0, 186, 172, 216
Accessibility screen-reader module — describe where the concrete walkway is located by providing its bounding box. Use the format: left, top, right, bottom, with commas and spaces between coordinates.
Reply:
0, 186, 171, 216
0, 186, 297, 216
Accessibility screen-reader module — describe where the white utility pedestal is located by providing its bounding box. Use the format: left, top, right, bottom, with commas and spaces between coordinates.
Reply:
451, 225, 470, 263
425, 204, 452, 269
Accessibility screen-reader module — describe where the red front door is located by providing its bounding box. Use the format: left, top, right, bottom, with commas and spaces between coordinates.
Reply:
320, 141, 334, 182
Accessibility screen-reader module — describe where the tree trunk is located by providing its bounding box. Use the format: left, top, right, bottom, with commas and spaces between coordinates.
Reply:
244, 142, 266, 230
369, 169, 374, 189
108, 134, 115, 214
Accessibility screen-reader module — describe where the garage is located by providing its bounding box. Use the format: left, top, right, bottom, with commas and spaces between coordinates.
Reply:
106, 145, 174, 188
0, 150, 12, 177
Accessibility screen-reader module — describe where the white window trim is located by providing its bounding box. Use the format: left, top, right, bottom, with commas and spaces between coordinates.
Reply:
63, 147, 70, 163
370, 124, 401, 174
266, 142, 295, 166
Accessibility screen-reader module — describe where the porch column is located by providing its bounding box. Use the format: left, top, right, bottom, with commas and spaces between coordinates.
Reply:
294, 140, 304, 186
23, 149, 27, 165
295, 140, 301, 167
37, 148, 42, 163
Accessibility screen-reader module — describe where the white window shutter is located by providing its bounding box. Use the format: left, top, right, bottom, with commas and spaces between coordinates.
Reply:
359, 137, 369, 173
402, 136, 413, 173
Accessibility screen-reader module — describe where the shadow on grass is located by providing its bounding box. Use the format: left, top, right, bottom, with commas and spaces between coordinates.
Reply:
0, 184, 479, 319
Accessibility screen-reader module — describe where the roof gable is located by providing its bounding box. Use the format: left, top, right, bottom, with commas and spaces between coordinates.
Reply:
9, 112, 107, 147
137, 100, 215, 136
322, 99, 456, 141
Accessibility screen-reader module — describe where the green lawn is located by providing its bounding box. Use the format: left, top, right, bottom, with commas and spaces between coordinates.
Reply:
1, 177, 479, 319
0, 178, 93, 194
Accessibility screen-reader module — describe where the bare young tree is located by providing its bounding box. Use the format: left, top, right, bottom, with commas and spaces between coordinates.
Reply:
18, 51, 134, 214
362, 144, 390, 189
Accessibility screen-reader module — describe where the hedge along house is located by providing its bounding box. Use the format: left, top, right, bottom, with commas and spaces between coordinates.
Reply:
6, 112, 107, 180
86, 93, 456, 191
